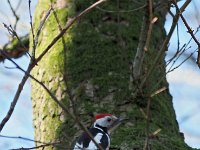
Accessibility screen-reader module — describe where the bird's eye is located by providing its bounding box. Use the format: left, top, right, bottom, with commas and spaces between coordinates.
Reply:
107, 118, 112, 122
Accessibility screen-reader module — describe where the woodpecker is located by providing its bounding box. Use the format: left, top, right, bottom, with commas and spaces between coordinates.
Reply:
73, 114, 125, 150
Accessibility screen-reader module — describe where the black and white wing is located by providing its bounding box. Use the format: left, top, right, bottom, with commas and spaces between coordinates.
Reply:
74, 128, 110, 150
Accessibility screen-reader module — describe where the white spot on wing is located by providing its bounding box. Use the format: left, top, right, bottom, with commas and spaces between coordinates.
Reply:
74, 142, 83, 149
88, 133, 103, 149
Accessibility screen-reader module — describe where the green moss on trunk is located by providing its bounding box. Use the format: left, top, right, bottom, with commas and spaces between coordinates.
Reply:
31, 0, 194, 149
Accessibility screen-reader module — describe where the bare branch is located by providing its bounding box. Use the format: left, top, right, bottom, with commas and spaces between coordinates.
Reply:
31, 4, 53, 61
144, 87, 167, 150
166, 26, 200, 68
3, 23, 32, 58
143, 97, 151, 150
28, 0, 35, 58
96, 4, 146, 13
139, 0, 191, 89
132, 3, 149, 79
0, 134, 58, 145
150, 87, 167, 97
7, 0, 20, 30
167, 50, 196, 73
172, 0, 200, 68
143, 0, 154, 149
11, 144, 55, 150
0, 50, 31, 132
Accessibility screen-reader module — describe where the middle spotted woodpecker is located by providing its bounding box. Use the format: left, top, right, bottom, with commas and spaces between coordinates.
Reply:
73, 114, 125, 150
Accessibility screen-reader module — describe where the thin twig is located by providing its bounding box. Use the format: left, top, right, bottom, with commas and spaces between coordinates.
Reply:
172, 0, 200, 68
0, 134, 43, 144
34, 5, 53, 59
166, 44, 186, 66
15, 0, 22, 12
3, 23, 32, 58
7, 0, 19, 30
132, 0, 154, 79
150, 87, 167, 97
139, 0, 191, 89
96, 4, 146, 13
167, 50, 196, 73
167, 46, 188, 71
28, 0, 36, 59
172, 0, 199, 47
176, 21, 180, 52
144, 97, 151, 150
0, 51, 31, 133
151, 49, 195, 94
143, 0, 154, 149
166, 26, 200, 66
11, 144, 54, 150
144, 0, 154, 52
144, 86, 169, 150
10, 142, 66, 150
0, 134, 62, 148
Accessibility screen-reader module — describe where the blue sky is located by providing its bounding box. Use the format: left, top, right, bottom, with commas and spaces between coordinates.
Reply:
165, 0, 200, 147
0, 0, 36, 149
0, 56, 34, 149
0, 0, 200, 149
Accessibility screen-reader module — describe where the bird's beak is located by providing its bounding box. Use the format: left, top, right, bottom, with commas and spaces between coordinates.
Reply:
108, 117, 128, 132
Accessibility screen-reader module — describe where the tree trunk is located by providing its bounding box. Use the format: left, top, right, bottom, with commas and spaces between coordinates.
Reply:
31, 0, 193, 149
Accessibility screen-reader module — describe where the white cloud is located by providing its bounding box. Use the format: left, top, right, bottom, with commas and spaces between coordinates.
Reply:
167, 66, 200, 87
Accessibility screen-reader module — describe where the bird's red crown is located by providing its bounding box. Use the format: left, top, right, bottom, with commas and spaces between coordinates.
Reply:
95, 114, 112, 120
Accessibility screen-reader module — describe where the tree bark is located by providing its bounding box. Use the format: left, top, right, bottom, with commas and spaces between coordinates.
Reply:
31, 0, 194, 149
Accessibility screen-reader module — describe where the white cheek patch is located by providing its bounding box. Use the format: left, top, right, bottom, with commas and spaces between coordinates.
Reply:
95, 116, 114, 127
